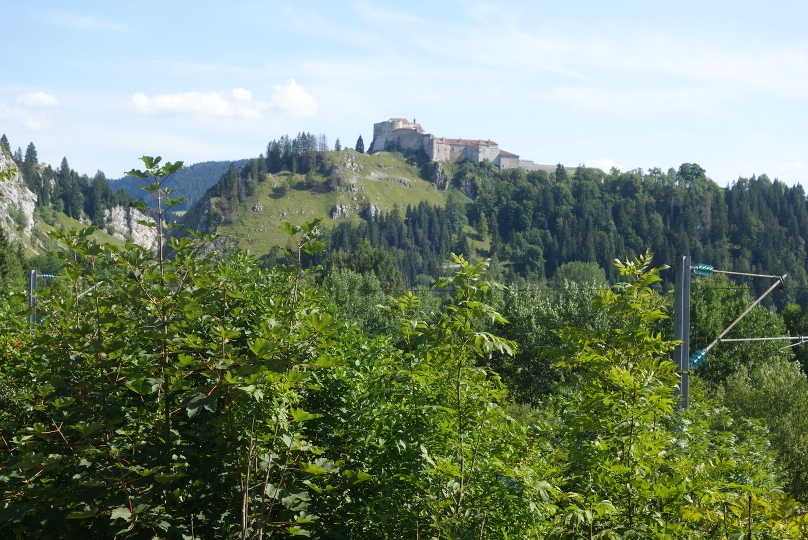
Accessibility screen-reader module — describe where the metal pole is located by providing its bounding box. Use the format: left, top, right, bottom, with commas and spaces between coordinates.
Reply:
673, 256, 691, 409
719, 336, 802, 342
702, 274, 787, 354
28, 269, 37, 324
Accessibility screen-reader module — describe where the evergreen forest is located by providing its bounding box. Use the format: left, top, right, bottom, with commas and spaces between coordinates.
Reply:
5, 147, 808, 538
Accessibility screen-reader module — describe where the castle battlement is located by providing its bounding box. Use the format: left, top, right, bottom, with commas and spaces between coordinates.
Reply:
368, 118, 541, 171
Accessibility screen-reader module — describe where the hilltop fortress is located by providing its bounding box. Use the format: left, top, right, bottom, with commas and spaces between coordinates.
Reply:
368, 118, 550, 171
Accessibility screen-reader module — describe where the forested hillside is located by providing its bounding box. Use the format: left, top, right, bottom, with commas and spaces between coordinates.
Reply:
110, 159, 249, 212
1, 134, 133, 226
316, 159, 808, 306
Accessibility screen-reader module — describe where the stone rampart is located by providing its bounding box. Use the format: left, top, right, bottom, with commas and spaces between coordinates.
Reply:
368, 118, 563, 174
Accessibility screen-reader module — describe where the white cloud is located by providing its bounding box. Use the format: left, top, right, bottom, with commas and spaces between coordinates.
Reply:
130, 89, 265, 121
0, 102, 53, 130
231, 88, 252, 101
271, 79, 318, 117
588, 159, 627, 173
18, 91, 59, 107
129, 82, 318, 122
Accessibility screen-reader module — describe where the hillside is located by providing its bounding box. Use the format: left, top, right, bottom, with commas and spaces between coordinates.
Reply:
109, 159, 249, 212
0, 142, 155, 263
175, 148, 808, 306
177, 150, 464, 256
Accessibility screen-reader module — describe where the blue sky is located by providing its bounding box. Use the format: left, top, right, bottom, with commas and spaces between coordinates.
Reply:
2, 1, 807, 186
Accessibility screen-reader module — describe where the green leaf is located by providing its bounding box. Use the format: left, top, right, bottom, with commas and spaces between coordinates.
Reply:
302, 462, 329, 475
343, 469, 372, 485
67, 509, 97, 519
186, 390, 219, 417
290, 408, 321, 422
110, 507, 132, 521
154, 472, 187, 484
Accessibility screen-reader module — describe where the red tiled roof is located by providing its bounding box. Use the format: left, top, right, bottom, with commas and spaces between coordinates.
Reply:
498, 150, 519, 157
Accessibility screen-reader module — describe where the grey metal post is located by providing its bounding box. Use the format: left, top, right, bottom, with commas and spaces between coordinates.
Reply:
673, 256, 691, 409
28, 269, 37, 324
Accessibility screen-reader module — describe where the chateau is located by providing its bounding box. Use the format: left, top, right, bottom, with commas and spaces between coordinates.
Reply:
368, 118, 547, 171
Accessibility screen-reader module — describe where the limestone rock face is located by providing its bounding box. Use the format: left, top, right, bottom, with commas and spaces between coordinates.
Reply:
460, 174, 478, 199
330, 203, 351, 219
427, 161, 449, 191
0, 150, 37, 242
363, 202, 381, 220
104, 206, 158, 250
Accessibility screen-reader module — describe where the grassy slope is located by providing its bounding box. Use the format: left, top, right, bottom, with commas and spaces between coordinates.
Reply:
216, 151, 472, 258
25, 212, 125, 257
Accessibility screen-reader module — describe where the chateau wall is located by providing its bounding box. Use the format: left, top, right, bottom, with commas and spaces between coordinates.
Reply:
369, 118, 543, 171
475, 145, 500, 163
496, 154, 520, 169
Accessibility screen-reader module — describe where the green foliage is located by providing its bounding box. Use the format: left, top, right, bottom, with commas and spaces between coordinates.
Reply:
493, 281, 610, 403
266, 133, 328, 175
5, 144, 808, 540
548, 261, 608, 289
303, 255, 557, 538
111, 159, 250, 211
201, 159, 266, 225
355, 135, 364, 154
721, 356, 808, 500
325, 239, 403, 295
327, 201, 470, 287
5, 202, 28, 232
320, 268, 390, 334
0, 227, 26, 291
0, 158, 343, 538
691, 273, 791, 385
535, 252, 804, 538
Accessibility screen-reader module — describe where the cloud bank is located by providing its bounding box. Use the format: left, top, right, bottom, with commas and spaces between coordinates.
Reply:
130, 80, 317, 121
18, 92, 60, 107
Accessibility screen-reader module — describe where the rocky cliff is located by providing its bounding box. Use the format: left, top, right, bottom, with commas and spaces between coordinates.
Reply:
104, 205, 157, 250
0, 149, 37, 243
0, 147, 157, 251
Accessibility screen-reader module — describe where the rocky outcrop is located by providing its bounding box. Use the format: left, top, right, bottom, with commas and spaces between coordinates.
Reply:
363, 202, 381, 220
330, 204, 351, 219
104, 206, 158, 250
459, 174, 479, 199
0, 149, 37, 242
426, 161, 450, 190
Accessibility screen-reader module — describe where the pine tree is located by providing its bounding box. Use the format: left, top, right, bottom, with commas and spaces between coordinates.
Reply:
22, 142, 38, 192
334, 138, 342, 152
88, 170, 111, 227
355, 135, 364, 154
0, 134, 9, 154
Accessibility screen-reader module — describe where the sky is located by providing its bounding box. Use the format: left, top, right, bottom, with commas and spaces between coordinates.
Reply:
1, 1, 807, 186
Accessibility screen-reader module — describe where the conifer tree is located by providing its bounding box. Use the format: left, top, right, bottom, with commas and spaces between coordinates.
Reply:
355, 135, 364, 153
22, 142, 38, 192
334, 138, 342, 152
0, 134, 9, 153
